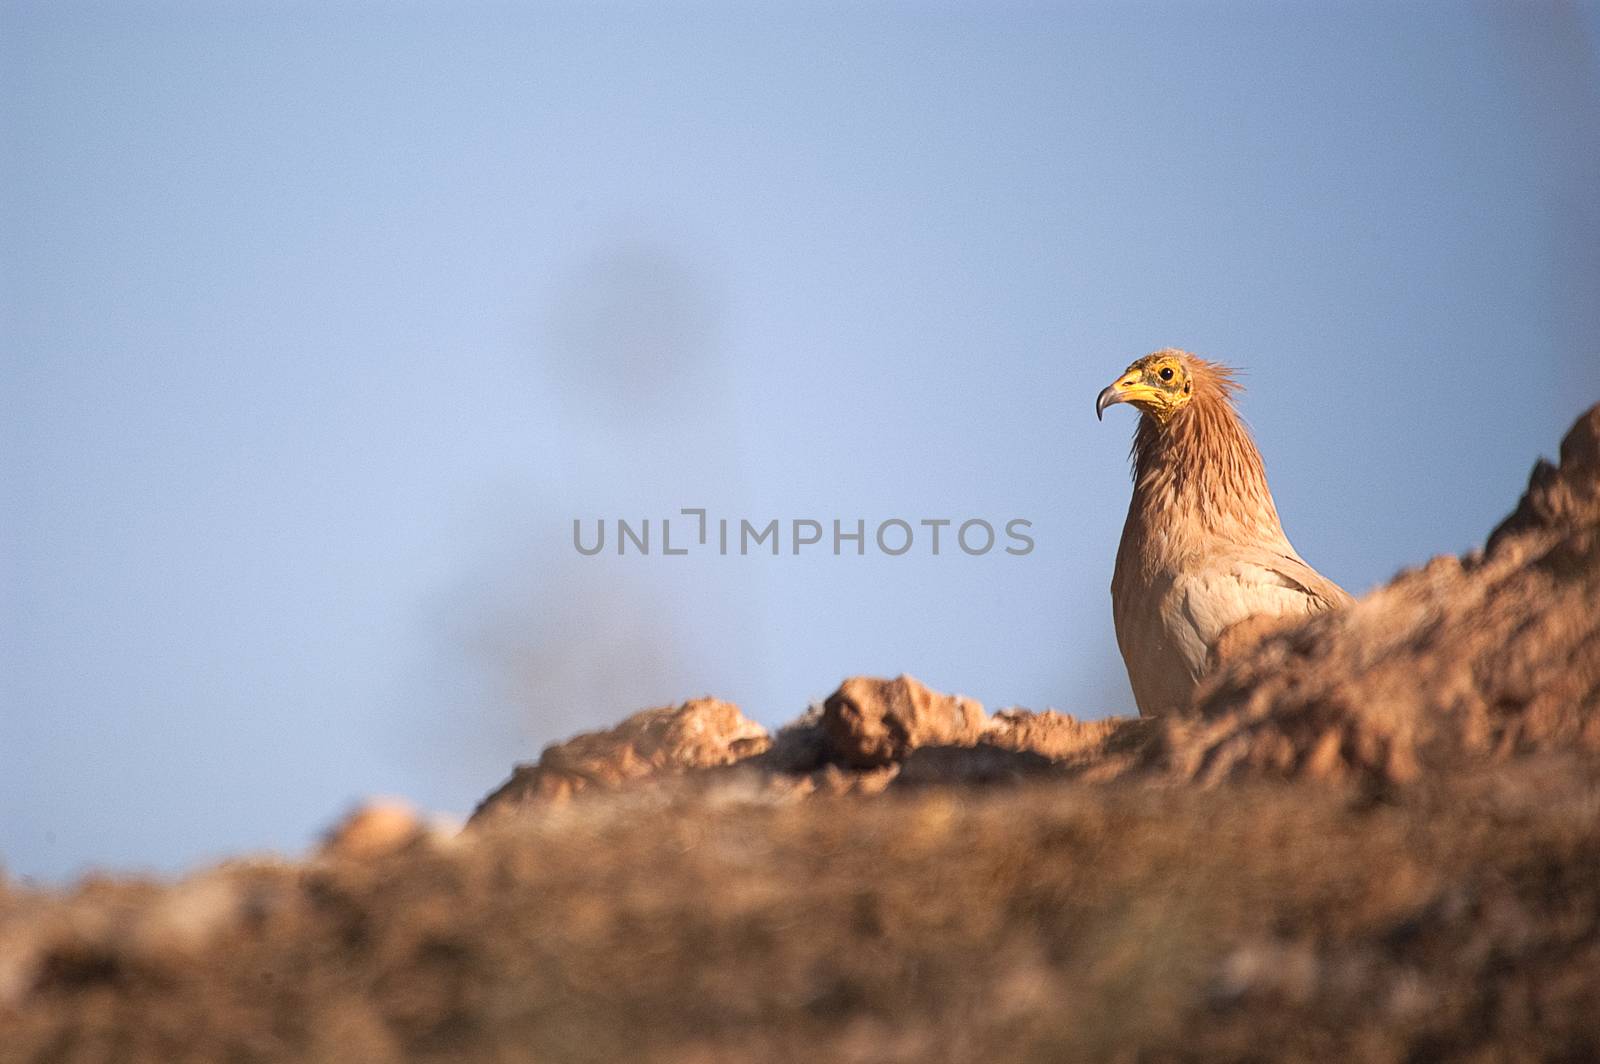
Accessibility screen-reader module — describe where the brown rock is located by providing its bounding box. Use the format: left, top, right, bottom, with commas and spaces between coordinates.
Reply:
1154, 403, 1600, 788
1207, 611, 1302, 670
820, 674, 987, 768
1486, 400, 1600, 554
981, 708, 1153, 782
747, 704, 828, 774
321, 799, 427, 858
470, 698, 770, 822
983, 709, 1126, 761
895, 744, 1058, 786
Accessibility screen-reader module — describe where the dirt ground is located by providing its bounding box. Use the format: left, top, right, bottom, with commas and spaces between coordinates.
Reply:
2, 404, 1595, 1063
4, 761, 1600, 1064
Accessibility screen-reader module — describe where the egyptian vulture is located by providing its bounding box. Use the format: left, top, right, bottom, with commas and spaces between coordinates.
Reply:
1097, 348, 1353, 716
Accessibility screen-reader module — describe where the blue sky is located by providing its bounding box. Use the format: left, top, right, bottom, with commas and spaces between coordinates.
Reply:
4, 1, 1597, 881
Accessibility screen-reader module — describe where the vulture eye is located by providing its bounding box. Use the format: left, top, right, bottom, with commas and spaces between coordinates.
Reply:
1159, 367, 1174, 381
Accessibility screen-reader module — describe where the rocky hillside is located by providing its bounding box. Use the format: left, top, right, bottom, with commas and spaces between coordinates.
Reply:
2, 405, 1596, 1063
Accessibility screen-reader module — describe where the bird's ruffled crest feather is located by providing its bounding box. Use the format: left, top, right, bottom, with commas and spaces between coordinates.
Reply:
1183, 355, 1243, 401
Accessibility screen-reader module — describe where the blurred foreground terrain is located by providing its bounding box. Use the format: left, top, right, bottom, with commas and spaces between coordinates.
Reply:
2, 404, 1597, 1063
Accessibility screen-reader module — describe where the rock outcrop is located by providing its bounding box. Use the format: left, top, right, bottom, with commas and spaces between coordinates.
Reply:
471, 674, 1140, 817
820, 674, 987, 768
471, 698, 770, 821
1152, 403, 1600, 788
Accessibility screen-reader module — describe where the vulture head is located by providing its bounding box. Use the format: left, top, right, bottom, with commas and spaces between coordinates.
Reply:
1094, 348, 1202, 425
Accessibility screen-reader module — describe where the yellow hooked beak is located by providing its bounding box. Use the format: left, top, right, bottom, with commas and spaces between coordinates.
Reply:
1095, 371, 1160, 421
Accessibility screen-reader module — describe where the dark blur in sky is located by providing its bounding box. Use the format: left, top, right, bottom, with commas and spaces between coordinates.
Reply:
4, 1, 1597, 881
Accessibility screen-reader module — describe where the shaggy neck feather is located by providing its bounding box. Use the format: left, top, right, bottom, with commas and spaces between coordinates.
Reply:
1128, 369, 1286, 553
